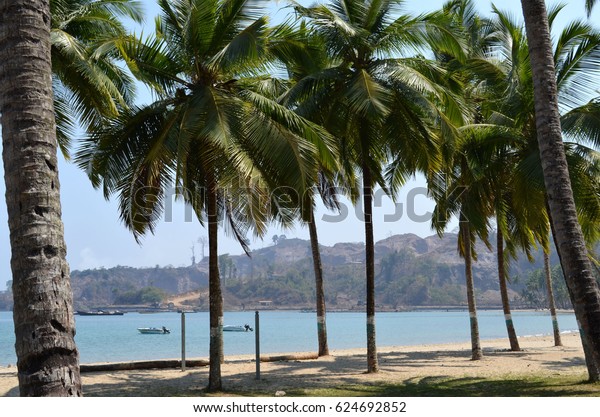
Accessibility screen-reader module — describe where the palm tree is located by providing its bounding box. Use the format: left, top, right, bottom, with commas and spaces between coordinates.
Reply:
431, 129, 501, 360
77, 0, 335, 391
51, 0, 142, 157
489, 1, 600, 356
306, 189, 330, 357
277, 26, 359, 358
0, 0, 82, 396
305, 172, 356, 358
429, 0, 503, 359
445, 3, 600, 355
520, 0, 600, 381
287, 0, 463, 373
543, 245, 563, 346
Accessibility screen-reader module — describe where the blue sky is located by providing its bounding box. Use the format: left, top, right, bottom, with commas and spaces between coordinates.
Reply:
1, 0, 599, 290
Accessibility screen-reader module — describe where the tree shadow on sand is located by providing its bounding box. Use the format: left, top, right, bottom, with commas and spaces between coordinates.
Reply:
75, 348, 595, 397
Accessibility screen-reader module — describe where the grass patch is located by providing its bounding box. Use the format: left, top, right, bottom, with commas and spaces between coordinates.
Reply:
281, 375, 600, 397
83, 373, 600, 397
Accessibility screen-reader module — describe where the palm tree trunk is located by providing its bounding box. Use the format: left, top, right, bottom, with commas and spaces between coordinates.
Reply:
496, 228, 520, 351
0, 0, 81, 396
308, 208, 329, 357
543, 248, 563, 347
363, 164, 378, 373
521, 0, 600, 382
461, 217, 483, 360
547, 203, 599, 378
206, 177, 223, 392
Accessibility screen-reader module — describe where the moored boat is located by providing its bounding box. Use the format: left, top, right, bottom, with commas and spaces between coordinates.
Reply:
223, 324, 253, 332
137, 326, 170, 334
77, 310, 124, 316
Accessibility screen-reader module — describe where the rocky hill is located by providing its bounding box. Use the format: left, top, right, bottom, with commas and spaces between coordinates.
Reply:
0, 232, 574, 311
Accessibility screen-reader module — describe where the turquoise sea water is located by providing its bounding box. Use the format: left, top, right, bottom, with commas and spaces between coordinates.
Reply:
0, 310, 578, 365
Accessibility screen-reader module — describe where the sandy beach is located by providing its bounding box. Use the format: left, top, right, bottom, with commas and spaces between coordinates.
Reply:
0, 333, 589, 396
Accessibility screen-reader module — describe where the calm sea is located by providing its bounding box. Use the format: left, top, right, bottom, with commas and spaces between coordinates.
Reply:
0, 310, 578, 366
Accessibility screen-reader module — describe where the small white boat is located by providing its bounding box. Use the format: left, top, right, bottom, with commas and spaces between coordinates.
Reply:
223, 324, 253, 332
137, 326, 170, 334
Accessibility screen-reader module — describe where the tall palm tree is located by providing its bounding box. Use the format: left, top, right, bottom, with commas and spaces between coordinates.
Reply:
520, 0, 600, 381
287, 0, 463, 373
0, 0, 82, 396
277, 25, 360, 358
77, 0, 335, 391
449, 3, 600, 354
51, 0, 142, 157
490, 0, 600, 356
431, 128, 501, 360
430, 0, 501, 359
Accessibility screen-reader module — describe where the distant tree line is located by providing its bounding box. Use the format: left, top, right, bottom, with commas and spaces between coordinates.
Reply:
113, 286, 167, 305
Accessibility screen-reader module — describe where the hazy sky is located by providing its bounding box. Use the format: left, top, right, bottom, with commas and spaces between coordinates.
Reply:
1, 0, 598, 290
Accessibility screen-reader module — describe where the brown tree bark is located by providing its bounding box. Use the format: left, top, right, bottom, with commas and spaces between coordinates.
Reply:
496, 228, 520, 351
521, 0, 600, 381
461, 217, 482, 360
543, 249, 563, 347
363, 164, 378, 373
308, 208, 329, 357
0, 0, 81, 396
206, 177, 223, 392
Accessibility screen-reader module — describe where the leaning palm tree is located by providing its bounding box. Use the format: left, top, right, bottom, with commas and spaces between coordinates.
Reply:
286, 0, 463, 373
51, 0, 142, 157
77, 0, 335, 391
520, 0, 600, 381
492, 1, 600, 380
0, 0, 82, 396
447, 3, 600, 355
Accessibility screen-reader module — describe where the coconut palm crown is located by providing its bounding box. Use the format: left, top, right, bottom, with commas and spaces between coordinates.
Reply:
76, 0, 337, 391
283, 0, 467, 372
51, 0, 143, 157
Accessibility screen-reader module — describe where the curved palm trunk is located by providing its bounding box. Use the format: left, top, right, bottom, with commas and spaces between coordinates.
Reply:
521, 0, 600, 382
547, 204, 599, 378
461, 218, 482, 360
308, 209, 329, 357
496, 228, 520, 351
0, 0, 81, 396
363, 164, 378, 373
206, 179, 223, 392
543, 249, 563, 347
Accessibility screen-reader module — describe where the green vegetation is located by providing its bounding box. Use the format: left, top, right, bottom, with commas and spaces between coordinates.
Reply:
520, 263, 600, 309
3, 0, 600, 396
113, 286, 168, 305
281, 375, 600, 397
87, 374, 600, 397
520, 265, 572, 310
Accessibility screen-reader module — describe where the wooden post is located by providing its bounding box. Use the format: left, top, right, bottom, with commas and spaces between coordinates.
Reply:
181, 311, 186, 371
255, 310, 260, 380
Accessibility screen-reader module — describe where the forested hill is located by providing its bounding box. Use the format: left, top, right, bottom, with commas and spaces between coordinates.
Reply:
0, 233, 577, 311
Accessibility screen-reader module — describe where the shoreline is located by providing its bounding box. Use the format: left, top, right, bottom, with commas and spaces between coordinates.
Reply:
0, 307, 577, 313
0, 329, 581, 370
0, 333, 588, 397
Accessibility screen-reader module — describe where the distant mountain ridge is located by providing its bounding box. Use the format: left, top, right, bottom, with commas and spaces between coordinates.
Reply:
0, 232, 568, 311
